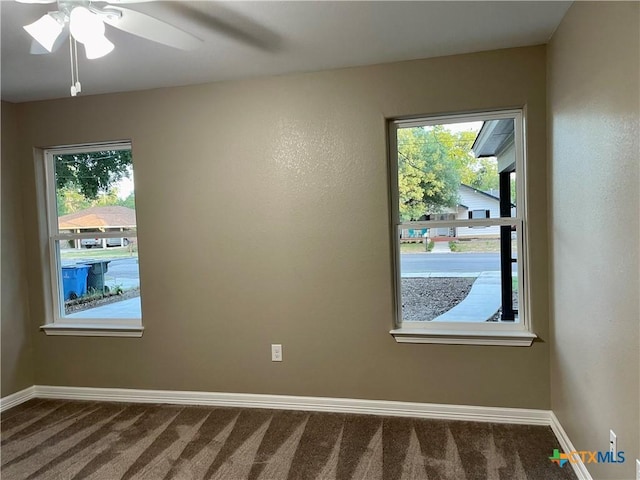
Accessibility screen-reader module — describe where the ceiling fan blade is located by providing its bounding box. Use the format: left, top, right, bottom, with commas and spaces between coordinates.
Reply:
15, 0, 56, 3
102, 6, 202, 50
30, 30, 69, 54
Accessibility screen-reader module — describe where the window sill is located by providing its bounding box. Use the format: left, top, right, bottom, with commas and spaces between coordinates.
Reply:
389, 328, 536, 346
40, 323, 144, 338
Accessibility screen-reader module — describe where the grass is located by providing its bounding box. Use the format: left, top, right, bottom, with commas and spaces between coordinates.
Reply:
400, 241, 432, 253
449, 239, 501, 253
449, 238, 518, 255
61, 246, 138, 261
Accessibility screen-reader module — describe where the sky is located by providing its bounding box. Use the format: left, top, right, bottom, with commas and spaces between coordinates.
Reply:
116, 171, 134, 199
443, 121, 483, 133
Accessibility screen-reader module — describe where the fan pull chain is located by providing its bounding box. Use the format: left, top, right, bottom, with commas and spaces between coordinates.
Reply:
69, 37, 82, 97
74, 39, 81, 94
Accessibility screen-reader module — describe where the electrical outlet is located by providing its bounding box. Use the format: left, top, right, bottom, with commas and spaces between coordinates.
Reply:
609, 430, 616, 455
635, 458, 639, 480
271, 344, 282, 362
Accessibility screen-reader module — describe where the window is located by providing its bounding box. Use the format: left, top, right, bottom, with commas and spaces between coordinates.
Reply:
388, 110, 535, 346
40, 142, 143, 337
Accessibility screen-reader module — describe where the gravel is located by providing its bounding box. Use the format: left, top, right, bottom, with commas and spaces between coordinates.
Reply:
401, 277, 475, 321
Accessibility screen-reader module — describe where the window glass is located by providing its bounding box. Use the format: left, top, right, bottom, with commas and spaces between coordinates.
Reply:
392, 112, 524, 328
397, 119, 516, 221
47, 145, 141, 324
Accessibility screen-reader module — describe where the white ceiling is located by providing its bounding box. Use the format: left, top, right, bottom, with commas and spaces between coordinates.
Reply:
1, 1, 571, 103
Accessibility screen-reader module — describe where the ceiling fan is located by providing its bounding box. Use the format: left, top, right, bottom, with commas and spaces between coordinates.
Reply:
18, 0, 203, 95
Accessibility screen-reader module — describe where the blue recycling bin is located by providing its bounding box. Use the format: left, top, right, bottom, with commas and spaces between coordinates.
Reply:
61, 265, 90, 300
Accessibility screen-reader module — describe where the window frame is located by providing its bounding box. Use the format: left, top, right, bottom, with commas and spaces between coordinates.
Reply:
39, 141, 143, 337
388, 109, 536, 346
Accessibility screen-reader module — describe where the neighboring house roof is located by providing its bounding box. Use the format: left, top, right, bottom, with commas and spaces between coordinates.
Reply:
460, 183, 500, 202
459, 183, 516, 208
58, 206, 136, 230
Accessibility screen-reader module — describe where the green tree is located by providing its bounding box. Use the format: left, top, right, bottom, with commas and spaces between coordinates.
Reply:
118, 192, 136, 210
55, 150, 132, 201
466, 157, 499, 192
57, 187, 135, 216
56, 186, 92, 216
397, 125, 506, 222
397, 126, 463, 221
443, 130, 500, 192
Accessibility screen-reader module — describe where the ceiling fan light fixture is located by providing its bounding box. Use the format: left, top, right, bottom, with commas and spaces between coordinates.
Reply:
69, 6, 113, 59
18, 0, 204, 96
83, 36, 114, 59
23, 13, 63, 52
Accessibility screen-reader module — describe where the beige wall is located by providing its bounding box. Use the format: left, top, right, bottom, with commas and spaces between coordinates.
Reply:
1, 101, 35, 396
548, 2, 640, 479
16, 46, 550, 408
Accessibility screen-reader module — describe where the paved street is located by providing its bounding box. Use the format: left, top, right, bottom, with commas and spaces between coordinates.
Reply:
104, 257, 138, 278
400, 252, 516, 274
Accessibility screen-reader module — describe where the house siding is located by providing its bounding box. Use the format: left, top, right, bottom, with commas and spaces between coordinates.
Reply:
455, 186, 501, 237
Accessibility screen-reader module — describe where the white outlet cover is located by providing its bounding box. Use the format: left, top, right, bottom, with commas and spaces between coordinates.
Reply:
271, 344, 283, 362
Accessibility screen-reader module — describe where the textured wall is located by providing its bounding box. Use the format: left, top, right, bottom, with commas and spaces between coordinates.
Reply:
17, 46, 550, 408
1, 101, 35, 396
548, 2, 640, 479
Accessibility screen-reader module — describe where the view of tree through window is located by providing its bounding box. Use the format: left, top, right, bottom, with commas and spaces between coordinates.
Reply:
392, 113, 523, 326
48, 145, 141, 323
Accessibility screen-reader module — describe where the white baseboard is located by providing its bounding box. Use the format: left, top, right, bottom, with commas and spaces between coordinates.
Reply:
31, 385, 551, 425
0, 386, 36, 413
550, 412, 593, 480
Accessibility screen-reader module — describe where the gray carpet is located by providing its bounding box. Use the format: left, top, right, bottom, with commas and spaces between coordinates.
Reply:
1, 399, 577, 480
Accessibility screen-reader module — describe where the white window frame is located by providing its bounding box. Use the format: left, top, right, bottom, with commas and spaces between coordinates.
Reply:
388, 109, 536, 346
39, 141, 143, 337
